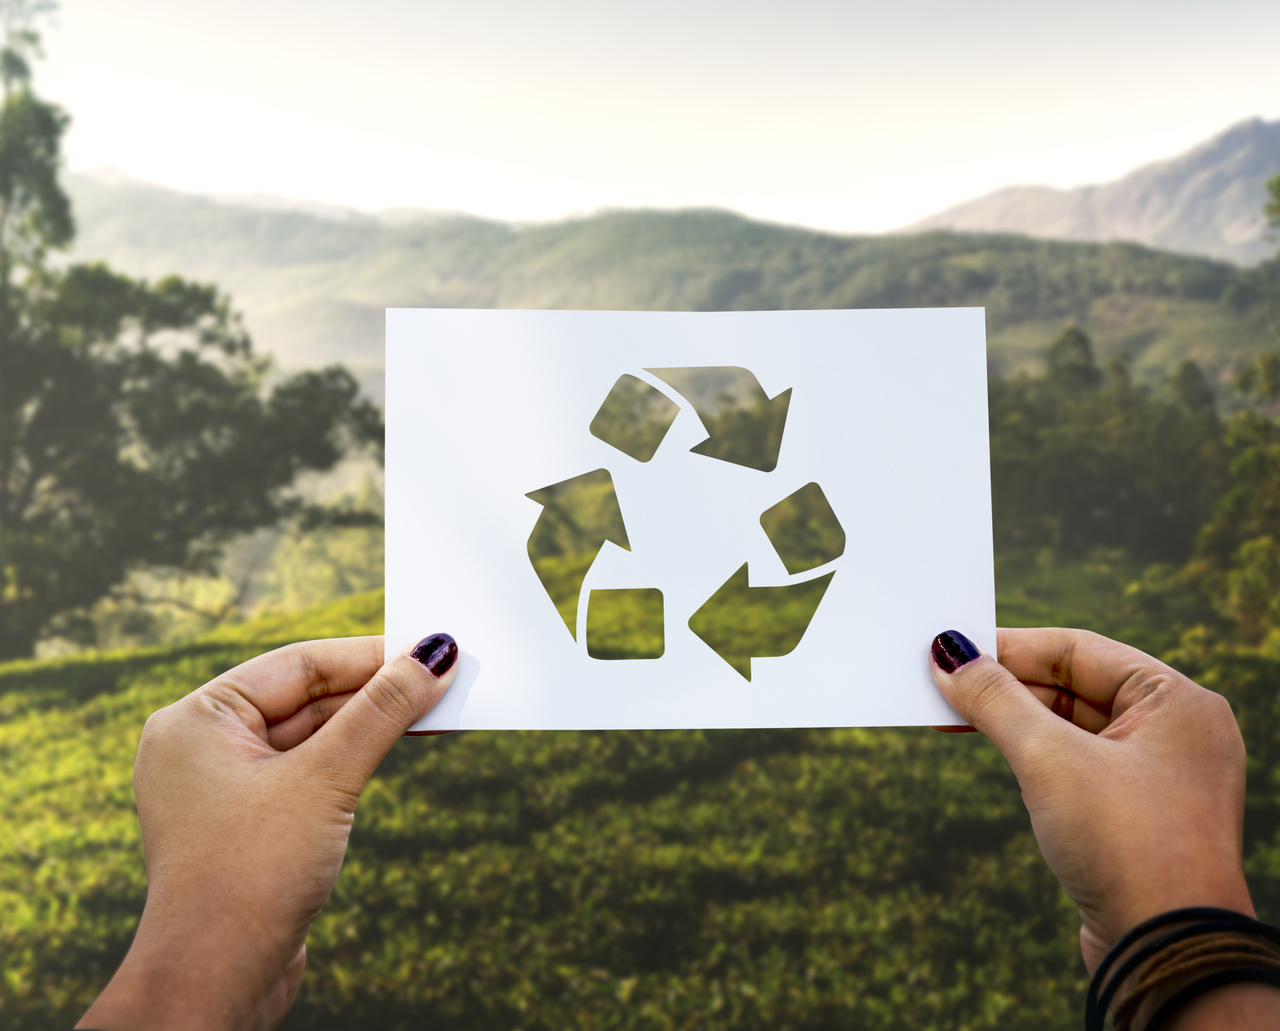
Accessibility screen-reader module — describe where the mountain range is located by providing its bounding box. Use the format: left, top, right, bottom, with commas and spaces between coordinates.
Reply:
62, 119, 1280, 389
909, 118, 1280, 266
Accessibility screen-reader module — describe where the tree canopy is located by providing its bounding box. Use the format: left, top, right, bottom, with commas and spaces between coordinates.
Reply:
989, 325, 1225, 561
0, 3, 381, 659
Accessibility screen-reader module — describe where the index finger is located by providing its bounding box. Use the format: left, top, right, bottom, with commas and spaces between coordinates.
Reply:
996, 627, 1164, 713
214, 636, 386, 724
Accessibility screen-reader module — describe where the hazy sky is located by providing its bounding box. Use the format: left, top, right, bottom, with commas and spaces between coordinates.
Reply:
38, 0, 1280, 232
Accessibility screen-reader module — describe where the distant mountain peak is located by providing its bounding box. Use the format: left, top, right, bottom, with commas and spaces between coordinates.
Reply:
907, 118, 1280, 265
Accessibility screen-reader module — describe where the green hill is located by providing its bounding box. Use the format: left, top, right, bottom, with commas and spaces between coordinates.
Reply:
1, 591, 1079, 1029
6, 578, 1280, 1028
67, 175, 1280, 394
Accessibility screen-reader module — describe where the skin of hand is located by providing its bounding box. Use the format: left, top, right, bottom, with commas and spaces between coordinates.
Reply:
930, 627, 1280, 1029
77, 634, 457, 1031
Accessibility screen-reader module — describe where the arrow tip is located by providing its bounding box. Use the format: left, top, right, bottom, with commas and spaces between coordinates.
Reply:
524, 468, 631, 638
688, 562, 754, 680
687, 386, 791, 473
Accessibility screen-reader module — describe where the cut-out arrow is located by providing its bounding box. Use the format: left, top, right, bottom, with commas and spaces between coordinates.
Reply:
646, 367, 792, 472
688, 562, 835, 680
526, 468, 631, 640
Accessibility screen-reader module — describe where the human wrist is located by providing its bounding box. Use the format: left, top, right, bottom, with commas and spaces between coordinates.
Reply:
78, 906, 299, 1031
1083, 849, 1255, 968
1086, 907, 1280, 1031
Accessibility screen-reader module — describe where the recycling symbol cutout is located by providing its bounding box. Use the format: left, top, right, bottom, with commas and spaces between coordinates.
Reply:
525, 368, 845, 681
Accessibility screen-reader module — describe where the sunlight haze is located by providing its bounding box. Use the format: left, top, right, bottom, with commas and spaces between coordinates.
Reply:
41, 0, 1280, 232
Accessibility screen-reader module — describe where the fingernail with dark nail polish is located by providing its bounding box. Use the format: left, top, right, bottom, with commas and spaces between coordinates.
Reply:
931, 630, 981, 673
411, 633, 458, 676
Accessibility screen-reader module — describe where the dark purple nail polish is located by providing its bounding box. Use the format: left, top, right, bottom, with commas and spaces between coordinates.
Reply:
931, 630, 981, 673
411, 633, 458, 676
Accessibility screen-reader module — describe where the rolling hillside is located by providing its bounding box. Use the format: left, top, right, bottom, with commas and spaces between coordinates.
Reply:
67, 172, 1280, 394
909, 118, 1280, 266
6, 572, 1280, 1029
0, 590, 1082, 1029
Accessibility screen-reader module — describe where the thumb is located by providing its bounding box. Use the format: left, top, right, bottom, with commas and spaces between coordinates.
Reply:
310, 632, 460, 787
929, 630, 1060, 771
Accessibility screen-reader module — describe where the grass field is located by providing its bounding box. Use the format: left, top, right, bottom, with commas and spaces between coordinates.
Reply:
2, 565, 1277, 1029
0, 594, 385, 1026
0, 589, 1085, 1029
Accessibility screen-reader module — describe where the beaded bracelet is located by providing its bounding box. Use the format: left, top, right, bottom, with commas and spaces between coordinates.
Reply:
1086, 907, 1280, 1031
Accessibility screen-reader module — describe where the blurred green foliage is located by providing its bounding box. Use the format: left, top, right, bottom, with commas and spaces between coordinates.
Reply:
2, 591, 1092, 1030
990, 327, 1227, 560
650, 368, 791, 473
586, 587, 665, 660
527, 470, 631, 639
688, 564, 836, 681
299, 724, 1082, 1031
0, 15, 383, 662
589, 375, 680, 463
759, 482, 846, 575
0, 591, 385, 1026
38, 474, 387, 656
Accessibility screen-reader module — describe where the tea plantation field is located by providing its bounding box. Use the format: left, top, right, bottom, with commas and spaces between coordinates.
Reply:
0, 590, 1102, 1029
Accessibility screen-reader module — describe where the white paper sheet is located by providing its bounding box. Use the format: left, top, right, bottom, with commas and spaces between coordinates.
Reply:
387, 308, 993, 731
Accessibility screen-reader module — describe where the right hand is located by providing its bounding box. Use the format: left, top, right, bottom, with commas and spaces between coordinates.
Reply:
928, 627, 1253, 971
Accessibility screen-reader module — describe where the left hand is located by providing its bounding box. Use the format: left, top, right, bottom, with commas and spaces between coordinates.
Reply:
77, 632, 458, 1031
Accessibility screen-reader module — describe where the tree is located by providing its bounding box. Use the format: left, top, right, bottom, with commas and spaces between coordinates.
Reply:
0, 4, 382, 659
1267, 173, 1280, 232
988, 326, 1226, 560
1043, 324, 1104, 393
0, 0, 68, 308
1234, 351, 1280, 401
